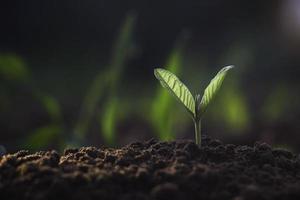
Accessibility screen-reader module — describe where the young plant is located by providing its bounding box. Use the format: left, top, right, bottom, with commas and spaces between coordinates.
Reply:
154, 66, 234, 146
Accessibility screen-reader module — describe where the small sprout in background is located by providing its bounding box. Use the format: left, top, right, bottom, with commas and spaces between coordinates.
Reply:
150, 32, 188, 141
23, 93, 65, 151
100, 97, 118, 145
154, 66, 234, 146
37, 94, 63, 123
23, 124, 63, 150
73, 12, 136, 146
0, 53, 65, 150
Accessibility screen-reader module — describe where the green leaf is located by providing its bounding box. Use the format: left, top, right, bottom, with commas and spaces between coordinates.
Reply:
199, 65, 234, 115
154, 68, 195, 116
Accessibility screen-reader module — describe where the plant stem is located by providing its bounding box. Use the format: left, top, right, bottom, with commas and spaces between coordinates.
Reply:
194, 119, 201, 146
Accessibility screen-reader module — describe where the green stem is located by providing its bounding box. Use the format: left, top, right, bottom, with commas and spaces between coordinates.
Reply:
194, 119, 201, 146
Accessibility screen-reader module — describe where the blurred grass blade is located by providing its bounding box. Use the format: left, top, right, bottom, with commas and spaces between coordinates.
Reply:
223, 87, 249, 131
200, 65, 234, 115
212, 83, 250, 132
262, 85, 291, 122
37, 94, 62, 122
74, 13, 136, 142
74, 73, 108, 140
0, 54, 29, 82
109, 12, 137, 81
0, 54, 65, 149
154, 68, 195, 116
101, 97, 118, 145
23, 124, 62, 150
151, 34, 188, 140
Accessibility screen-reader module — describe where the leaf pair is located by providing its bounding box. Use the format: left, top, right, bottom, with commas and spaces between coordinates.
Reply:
154, 66, 234, 145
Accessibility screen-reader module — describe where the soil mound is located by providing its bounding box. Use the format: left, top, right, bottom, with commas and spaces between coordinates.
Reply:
1, 138, 300, 200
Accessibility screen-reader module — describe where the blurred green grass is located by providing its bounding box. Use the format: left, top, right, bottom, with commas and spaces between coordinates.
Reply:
1, 12, 300, 151
150, 33, 189, 141
73, 12, 136, 146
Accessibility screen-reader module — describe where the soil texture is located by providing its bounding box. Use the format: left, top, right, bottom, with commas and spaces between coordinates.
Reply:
1, 137, 300, 200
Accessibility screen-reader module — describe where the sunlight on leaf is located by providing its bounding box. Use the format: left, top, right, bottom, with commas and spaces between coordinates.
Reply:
200, 65, 234, 115
154, 68, 195, 116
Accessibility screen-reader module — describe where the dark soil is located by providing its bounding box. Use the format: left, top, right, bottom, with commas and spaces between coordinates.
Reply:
1, 137, 300, 200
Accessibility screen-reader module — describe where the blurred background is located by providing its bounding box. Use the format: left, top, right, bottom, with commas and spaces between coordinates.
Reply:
0, 0, 300, 152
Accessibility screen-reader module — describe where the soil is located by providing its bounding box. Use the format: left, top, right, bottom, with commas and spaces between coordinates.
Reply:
1, 137, 300, 200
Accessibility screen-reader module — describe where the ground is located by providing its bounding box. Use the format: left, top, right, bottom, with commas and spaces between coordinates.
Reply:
1, 137, 300, 200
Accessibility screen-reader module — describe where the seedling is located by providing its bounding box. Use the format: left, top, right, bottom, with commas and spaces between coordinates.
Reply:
154, 66, 234, 146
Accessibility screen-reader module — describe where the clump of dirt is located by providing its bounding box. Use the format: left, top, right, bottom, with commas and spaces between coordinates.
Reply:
1, 137, 300, 200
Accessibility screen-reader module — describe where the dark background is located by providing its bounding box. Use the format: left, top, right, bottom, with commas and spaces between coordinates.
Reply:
1, 0, 300, 152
